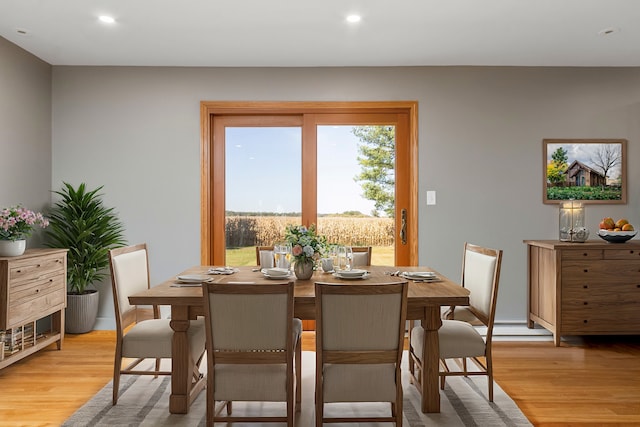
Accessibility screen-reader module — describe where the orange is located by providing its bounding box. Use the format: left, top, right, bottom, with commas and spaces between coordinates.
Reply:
615, 218, 629, 228
622, 223, 634, 231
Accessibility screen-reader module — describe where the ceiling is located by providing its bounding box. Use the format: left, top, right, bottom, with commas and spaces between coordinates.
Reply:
1, 0, 639, 67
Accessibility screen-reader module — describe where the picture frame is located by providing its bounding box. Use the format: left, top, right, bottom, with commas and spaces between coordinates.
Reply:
543, 138, 627, 204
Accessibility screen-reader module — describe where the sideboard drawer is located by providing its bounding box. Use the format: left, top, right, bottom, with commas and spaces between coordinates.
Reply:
562, 249, 603, 260
9, 254, 65, 283
8, 286, 66, 327
9, 274, 66, 308
603, 248, 640, 260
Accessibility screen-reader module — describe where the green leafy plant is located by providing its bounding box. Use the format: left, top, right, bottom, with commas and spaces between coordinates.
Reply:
284, 224, 327, 264
45, 182, 126, 294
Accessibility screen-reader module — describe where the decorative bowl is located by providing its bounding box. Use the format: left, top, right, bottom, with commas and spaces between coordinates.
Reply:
597, 229, 637, 243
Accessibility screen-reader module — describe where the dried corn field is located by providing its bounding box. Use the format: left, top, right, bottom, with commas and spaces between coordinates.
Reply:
225, 216, 394, 247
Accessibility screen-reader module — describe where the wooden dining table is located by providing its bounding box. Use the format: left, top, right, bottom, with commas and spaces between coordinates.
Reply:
128, 265, 469, 415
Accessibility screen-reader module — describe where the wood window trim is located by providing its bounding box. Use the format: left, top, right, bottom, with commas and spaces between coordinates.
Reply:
199, 101, 419, 266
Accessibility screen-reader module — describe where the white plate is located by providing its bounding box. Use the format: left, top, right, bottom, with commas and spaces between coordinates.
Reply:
263, 273, 293, 280
335, 268, 367, 277
176, 275, 211, 284
401, 271, 436, 279
333, 272, 370, 280
262, 268, 290, 277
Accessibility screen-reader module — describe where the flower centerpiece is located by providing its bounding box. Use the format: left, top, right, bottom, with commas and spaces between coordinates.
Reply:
0, 205, 49, 256
284, 224, 327, 279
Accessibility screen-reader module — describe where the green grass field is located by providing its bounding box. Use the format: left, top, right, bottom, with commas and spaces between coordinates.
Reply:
226, 246, 395, 267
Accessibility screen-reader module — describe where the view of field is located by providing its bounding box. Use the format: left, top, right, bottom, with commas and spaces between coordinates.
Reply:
225, 215, 395, 266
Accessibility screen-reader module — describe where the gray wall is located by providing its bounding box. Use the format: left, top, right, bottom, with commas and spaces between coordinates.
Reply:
5, 35, 640, 330
0, 37, 52, 247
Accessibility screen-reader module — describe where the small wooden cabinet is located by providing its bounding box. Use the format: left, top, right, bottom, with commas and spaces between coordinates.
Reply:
524, 240, 640, 346
0, 248, 67, 369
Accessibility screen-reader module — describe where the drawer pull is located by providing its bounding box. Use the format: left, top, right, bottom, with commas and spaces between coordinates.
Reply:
583, 269, 588, 273
583, 320, 588, 323
35, 289, 39, 293
583, 301, 588, 305
583, 285, 588, 289
582, 253, 588, 257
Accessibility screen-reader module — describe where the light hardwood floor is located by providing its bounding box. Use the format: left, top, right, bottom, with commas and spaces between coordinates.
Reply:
0, 331, 638, 426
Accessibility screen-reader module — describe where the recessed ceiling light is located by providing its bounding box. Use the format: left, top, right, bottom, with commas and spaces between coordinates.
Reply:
346, 14, 361, 23
98, 15, 116, 24
598, 27, 619, 36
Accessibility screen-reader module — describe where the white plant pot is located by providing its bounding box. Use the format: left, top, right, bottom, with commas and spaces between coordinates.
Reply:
0, 239, 26, 257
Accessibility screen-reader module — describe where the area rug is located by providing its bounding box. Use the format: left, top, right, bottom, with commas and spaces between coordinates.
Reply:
63, 352, 531, 426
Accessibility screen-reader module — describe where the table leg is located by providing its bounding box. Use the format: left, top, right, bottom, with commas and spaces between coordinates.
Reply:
169, 305, 191, 414
420, 306, 442, 413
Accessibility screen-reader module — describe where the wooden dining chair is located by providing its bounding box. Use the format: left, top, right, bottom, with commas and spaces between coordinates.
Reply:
409, 242, 503, 402
350, 246, 372, 267
315, 281, 408, 427
255, 245, 274, 266
108, 243, 206, 405
202, 280, 302, 427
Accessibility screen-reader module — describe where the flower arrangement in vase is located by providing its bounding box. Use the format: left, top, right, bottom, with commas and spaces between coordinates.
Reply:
284, 224, 327, 279
0, 205, 49, 256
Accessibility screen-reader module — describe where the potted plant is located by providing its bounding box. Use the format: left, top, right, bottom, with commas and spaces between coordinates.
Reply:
0, 205, 49, 256
45, 182, 126, 333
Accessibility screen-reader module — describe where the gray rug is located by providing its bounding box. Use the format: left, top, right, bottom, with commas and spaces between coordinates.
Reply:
63, 352, 531, 426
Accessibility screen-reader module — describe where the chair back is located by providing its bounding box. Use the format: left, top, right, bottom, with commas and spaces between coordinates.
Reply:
109, 243, 152, 332
204, 281, 294, 352
460, 242, 502, 331
350, 246, 372, 267
255, 245, 274, 266
315, 281, 407, 407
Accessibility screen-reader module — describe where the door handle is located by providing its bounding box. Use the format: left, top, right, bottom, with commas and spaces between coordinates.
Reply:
400, 208, 407, 245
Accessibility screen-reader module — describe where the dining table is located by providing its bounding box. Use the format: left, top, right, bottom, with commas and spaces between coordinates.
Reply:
128, 264, 469, 415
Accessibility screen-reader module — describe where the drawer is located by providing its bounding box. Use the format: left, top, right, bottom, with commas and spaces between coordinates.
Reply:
7, 287, 66, 328
562, 249, 603, 261
9, 274, 65, 306
561, 261, 640, 285
10, 255, 65, 283
604, 248, 640, 260
562, 306, 640, 333
562, 282, 640, 304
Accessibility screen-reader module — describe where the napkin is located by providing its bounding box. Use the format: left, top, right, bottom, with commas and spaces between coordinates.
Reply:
207, 267, 238, 275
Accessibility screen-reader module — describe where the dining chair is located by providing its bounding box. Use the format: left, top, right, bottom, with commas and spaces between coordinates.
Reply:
202, 280, 302, 427
315, 281, 408, 427
350, 246, 372, 267
409, 242, 503, 401
108, 243, 207, 405
255, 245, 274, 266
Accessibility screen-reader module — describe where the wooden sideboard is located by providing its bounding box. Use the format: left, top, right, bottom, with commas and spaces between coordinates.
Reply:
0, 248, 67, 369
524, 240, 640, 346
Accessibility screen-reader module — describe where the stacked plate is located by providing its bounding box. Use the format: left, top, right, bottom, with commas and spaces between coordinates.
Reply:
333, 268, 369, 280
261, 268, 292, 279
400, 271, 440, 281
175, 274, 212, 285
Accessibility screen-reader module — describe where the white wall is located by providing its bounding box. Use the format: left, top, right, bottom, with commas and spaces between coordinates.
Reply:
0, 37, 52, 247
49, 66, 640, 330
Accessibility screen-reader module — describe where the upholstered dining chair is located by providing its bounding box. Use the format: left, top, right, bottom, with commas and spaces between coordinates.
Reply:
108, 243, 206, 405
255, 245, 274, 266
202, 280, 302, 427
350, 246, 372, 267
409, 242, 503, 402
315, 281, 408, 427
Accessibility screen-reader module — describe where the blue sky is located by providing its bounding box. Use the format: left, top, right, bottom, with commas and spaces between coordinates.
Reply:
225, 126, 377, 215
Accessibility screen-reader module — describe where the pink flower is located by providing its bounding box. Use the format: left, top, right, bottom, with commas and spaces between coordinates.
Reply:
292, 244, 303, 256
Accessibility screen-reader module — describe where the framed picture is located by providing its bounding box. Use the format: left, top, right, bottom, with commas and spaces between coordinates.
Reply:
543, 139, 627, 204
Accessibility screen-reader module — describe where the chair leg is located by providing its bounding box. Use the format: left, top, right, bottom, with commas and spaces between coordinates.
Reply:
295, 336, 302, 411
155, 358, 161, 378
112, 353, 122, 405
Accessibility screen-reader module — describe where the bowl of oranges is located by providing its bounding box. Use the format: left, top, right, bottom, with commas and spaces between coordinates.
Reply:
597, 217, 637, 243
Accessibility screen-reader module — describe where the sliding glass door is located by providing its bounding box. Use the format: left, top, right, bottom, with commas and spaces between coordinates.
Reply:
200, 102, 418, 267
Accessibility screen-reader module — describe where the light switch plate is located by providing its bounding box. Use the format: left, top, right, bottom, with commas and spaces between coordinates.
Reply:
426, 190, 436, 205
